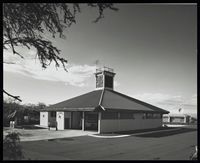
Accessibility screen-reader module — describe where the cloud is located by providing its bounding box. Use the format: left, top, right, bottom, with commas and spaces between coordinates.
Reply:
132, 93, 197, 107
133, 93, 183, 105
4, 51, 96, 87
183, 94, 197, 106
114, 81, 120, 87
131, 93, 197, 115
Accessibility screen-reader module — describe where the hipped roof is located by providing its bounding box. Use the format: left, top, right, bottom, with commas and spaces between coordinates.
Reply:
43, 89, 169, 114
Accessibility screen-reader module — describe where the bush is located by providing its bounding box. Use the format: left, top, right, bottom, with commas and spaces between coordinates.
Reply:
3, 132, 24, 160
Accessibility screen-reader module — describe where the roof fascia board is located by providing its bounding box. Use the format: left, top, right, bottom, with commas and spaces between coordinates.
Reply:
41, 107, 96, 112
104, 108, 168, 113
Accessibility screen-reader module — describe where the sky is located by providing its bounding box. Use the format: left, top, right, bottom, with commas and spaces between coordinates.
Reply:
3, 3, 197, 117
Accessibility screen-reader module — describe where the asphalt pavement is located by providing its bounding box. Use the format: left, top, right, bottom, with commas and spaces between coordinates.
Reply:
20, 126, 197, 160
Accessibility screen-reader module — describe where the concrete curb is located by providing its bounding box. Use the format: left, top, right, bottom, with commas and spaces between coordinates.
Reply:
88, 128, 181, 139
88, 134, 130, 138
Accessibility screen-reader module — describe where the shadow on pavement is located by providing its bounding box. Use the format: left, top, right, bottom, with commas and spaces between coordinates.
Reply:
45, 138, 74, 142
134, 127, 197, 138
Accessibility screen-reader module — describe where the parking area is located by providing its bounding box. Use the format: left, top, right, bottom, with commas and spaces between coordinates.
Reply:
20, 126, 197, 160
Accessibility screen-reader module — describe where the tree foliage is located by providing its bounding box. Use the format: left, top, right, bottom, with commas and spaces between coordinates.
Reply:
3, 99, 46, 127
3, 132, 24, 160
3, 3, 118, 101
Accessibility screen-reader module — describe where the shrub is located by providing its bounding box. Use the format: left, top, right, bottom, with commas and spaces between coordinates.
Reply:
3, 132, 24, 160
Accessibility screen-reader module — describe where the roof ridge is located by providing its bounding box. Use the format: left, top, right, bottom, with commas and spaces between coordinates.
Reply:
99, 89, 105, 111
106, 89, 169, 113
99, 89, 104, 105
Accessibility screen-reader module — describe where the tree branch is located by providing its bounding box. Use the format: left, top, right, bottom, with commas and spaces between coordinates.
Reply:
3, 90, 22, 102
3, 61, 15, 64
5, 27, 24, 59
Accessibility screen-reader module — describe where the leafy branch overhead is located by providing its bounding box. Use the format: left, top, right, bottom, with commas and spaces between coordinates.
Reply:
3, 3, 118, 70
3, 3, 118, 102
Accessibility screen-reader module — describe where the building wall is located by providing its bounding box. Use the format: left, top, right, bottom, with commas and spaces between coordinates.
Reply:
163, 116, 170, 123
170, 117, 184, 123
163, 115, 190, 124
99, 113, 162, 133
56, 112, 64, 130
40, 112, 48, 127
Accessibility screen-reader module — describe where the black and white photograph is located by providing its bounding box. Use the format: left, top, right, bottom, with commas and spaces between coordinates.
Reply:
3, 3, 197, 160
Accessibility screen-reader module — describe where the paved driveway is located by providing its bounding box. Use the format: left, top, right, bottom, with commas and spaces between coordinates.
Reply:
3, 127, 97, 142
20, 127, 197, 160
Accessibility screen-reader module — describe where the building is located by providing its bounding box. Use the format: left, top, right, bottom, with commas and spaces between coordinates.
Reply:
40, 67, 169, 133
163, 113, 191, 125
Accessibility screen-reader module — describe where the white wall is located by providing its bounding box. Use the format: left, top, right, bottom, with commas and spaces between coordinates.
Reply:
40, 112, 48, 127
163, 116, 170, 123
56, 112, 64, 130
56, 112, 72, 130
99, 113, 162, 133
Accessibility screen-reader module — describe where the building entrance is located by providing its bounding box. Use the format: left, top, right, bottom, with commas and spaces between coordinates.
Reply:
64, 118, 70, 129
71, 112, 82, 129
84, 112, 98, 131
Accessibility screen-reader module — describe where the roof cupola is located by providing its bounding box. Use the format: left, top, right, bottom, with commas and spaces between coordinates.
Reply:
95, 66, 116, 90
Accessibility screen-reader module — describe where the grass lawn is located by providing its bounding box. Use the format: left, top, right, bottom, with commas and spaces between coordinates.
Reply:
20, 126, 197, 160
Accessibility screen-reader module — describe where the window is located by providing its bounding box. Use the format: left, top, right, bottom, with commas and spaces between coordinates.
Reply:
143, 113, 157, 119
50, 112, 56, 117
146, 113, 153, 119
105, 75, 113, 88
120, 113, 134, 119
142, 113, 146, 119
153, 113, 162, 119
85, 113, 98, 122
102, 112, 118, 120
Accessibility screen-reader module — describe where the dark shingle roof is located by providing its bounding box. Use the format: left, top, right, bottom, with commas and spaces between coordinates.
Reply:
43, 89, 169, 114
101, 90, 169, 113
46, 90, 102, 111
